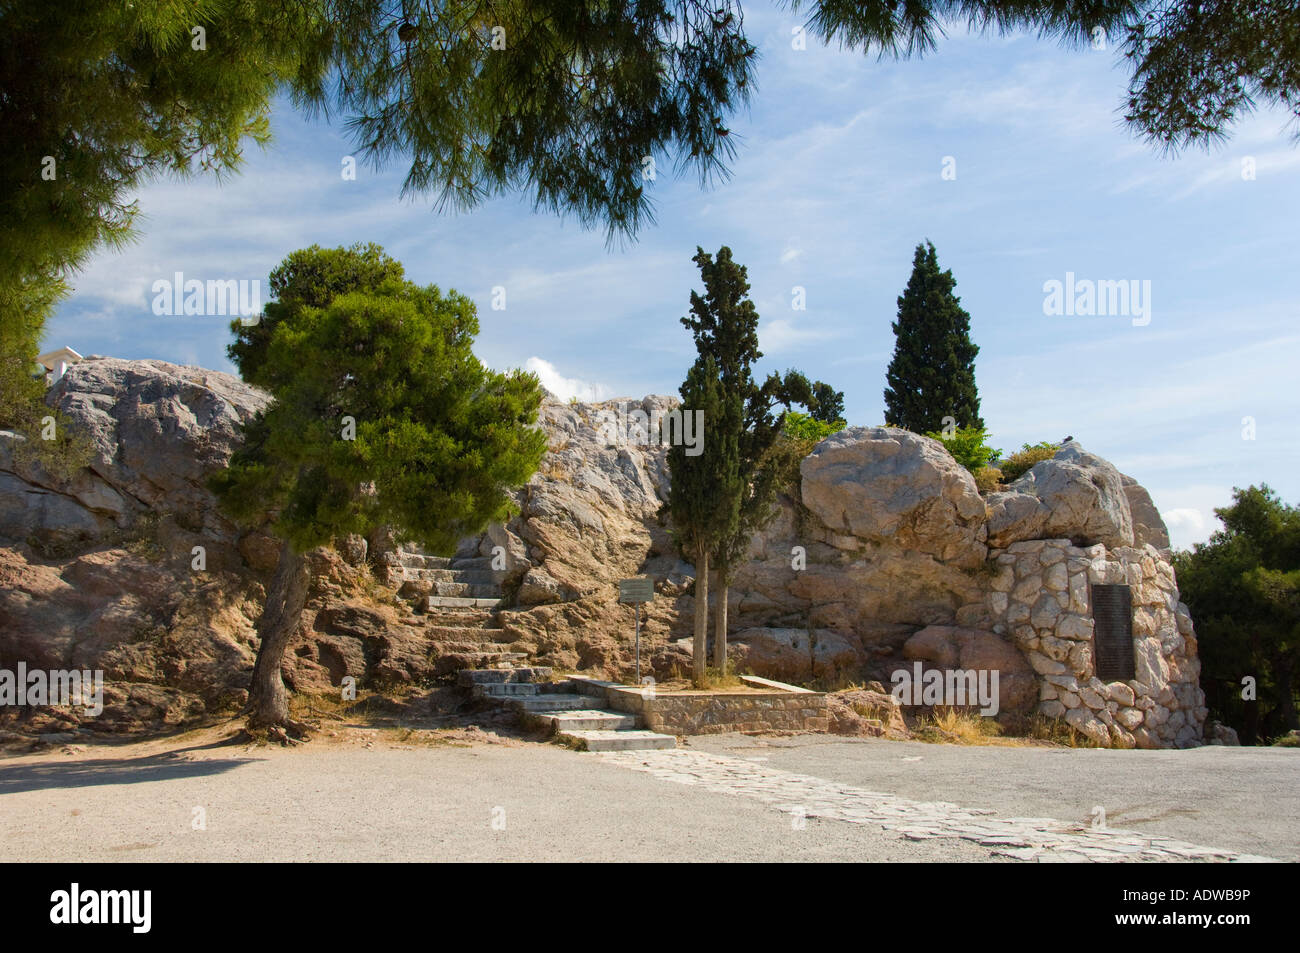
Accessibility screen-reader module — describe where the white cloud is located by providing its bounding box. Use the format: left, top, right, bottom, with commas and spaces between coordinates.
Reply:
1161, 507, 1214, 552
524, 357, 611, 403
758, 317, 838, 354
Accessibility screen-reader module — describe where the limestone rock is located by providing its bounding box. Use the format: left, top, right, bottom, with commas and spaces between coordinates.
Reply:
799, 427, 988, 568
901, 625, 1037, 716
1121, 474, 1171, 552
730, 627, 864, 683
985, 443, 1134, 548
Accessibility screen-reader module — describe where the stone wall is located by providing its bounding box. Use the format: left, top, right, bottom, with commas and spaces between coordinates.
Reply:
987, 539, 1205, 748
572, 677, 829, 735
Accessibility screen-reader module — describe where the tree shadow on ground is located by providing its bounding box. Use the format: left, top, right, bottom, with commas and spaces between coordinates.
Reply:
0, 746, 263, 795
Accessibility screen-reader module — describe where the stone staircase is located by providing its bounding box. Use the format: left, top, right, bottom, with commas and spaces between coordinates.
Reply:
459, 669, 677, 751
382, 549, 526, 676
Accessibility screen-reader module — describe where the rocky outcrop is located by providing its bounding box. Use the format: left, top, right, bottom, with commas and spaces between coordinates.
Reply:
984, 443, 1134, 549
2, 358, 1200, 747
800, 427, 988, 568
1121, 473, 1172, 552
902, 625, 1038, 717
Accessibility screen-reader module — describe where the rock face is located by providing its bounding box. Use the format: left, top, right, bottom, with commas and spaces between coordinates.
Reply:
800, 428, 988, 568
0, 359, 446, 736
3, 359, 1199, 748
984, 444, 1134, 549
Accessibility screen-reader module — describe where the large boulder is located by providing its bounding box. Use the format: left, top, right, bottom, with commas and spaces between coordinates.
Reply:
799, 427, 988, 568
985, 443, 1133, 549
901, 625, 1038, 717
731, 626, 865, 683
1121, 473, 1171, 552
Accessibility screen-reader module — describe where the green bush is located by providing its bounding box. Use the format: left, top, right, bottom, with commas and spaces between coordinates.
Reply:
782, 410, 845, 443
924, 425, 1000, 474
997, 441, 1058, 483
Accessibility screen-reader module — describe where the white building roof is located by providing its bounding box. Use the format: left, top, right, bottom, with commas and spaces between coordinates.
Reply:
36, 346, 82, 370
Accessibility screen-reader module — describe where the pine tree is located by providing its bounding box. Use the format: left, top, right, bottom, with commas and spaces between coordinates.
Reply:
212, 245, 547, 732
883, 241, 983, 434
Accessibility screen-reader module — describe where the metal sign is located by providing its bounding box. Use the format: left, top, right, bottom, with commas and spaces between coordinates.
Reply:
1091, 584, 1136, 682
618, 577, 654, 604
619, 577, 654, 684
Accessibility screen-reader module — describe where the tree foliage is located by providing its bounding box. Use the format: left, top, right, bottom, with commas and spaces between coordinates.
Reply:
216, 244, 546, 553
212, 244, 546, 727
1173, 485, 1300, 743
883, 240, 983, 434
923, 424, 999, 473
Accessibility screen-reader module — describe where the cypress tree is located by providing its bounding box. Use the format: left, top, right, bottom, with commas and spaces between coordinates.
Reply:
666, 355, 741, 687
883, 241, 983, 433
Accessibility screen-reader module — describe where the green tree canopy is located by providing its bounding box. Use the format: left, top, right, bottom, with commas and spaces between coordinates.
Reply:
213, 243, 546, 730
883, 240, 983, 434
1173, 485, 1300, 744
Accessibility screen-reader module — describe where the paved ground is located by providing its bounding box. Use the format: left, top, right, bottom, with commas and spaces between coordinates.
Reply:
0, 728, 1293, 862
687, 734, 1299, 861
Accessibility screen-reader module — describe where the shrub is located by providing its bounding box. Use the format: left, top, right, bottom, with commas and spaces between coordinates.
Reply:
782, 409, 845, 444
973, 465, 1003, 494
923, 425, 1000, 473
997, 441, 1058, 483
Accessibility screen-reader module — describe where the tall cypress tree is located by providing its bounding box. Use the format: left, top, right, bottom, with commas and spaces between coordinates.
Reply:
676, 246, 837, 675
882, 241, 983, 433
667, 354, 741, 687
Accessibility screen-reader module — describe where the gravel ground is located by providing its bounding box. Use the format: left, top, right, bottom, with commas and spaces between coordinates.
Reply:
1, 728, 1292, 862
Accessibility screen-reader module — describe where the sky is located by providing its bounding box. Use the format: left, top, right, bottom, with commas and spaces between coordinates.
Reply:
45, 8, 1300, 552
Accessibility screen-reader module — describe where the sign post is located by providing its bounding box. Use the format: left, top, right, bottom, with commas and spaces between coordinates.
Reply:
617, 577, 654, 684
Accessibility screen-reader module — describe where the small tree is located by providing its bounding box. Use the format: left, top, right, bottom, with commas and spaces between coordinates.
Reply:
676, 247, 838, 674
666, 355, 740, 687
883, 241, 983, 434
1174, 485, 1300, 743
213, 245, 546, 732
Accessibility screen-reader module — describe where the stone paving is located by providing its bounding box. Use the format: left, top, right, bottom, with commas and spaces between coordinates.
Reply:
593, 748, 1275, 862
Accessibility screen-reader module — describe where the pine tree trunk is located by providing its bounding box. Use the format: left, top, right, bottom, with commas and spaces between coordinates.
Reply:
713, 572, 728, 674
245, 541, 311, 730
693, 547, 710, 688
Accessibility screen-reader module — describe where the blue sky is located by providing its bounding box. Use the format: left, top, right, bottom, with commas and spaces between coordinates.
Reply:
45, 10, 1300, 551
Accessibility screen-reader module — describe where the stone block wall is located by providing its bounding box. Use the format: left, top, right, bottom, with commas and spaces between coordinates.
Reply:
986, 539, 1206, 748
575, 678, 829, 735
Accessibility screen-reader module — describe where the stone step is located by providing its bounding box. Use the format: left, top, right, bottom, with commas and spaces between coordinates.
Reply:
432, 581, 502, 599
509, 693, 606, 712
383, 552, 451, 570
474, 681, 539, 697
425, 625, 512, 643
558, 729, 677, 752
458, 667, 553, 687
422, 607, 497, 626
448, 556, 495, 571
417, 568, 502, 585
435, 640, 517, 655
426, 595, 502, 610
526, 709, 639, 732
432, 652, 527, 676
393, 566, 502, 585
